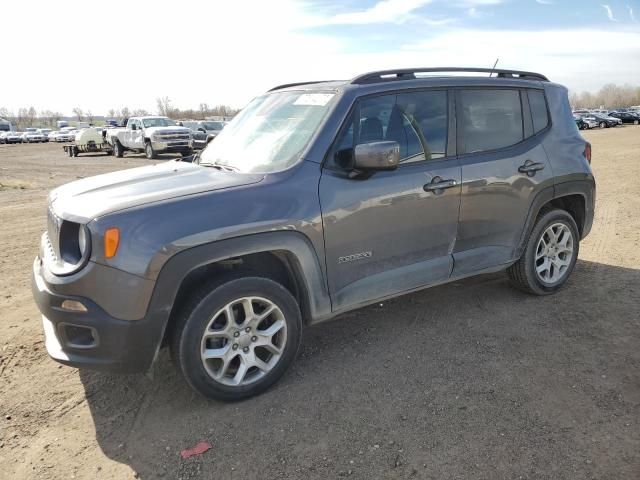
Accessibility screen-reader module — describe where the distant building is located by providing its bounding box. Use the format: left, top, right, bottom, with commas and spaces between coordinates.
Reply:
0, 117, 13, 132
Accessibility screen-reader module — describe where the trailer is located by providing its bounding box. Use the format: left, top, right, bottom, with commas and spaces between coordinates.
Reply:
62, 128, 113, 157
63, 141, 113, 157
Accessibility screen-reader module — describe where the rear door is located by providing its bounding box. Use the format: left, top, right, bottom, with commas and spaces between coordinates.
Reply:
452, 88, 554, 276
319, 89, 461, 311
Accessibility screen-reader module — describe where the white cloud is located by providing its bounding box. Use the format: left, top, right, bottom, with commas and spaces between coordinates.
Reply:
536, 0, 553, 5
628, 4, 637, 22
329, 0, 434, 24
601, 4, 618, 21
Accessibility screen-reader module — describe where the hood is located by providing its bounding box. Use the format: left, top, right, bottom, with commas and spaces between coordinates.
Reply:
49, 160, 264, 222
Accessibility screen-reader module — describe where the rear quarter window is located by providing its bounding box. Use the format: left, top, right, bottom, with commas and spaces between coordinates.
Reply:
528, 90, 550, 133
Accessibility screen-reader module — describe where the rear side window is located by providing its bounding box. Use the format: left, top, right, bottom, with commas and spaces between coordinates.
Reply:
528, 90, 550, 133
459, 89, 523, 154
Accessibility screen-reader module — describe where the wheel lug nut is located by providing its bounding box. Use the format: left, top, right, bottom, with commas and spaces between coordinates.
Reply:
251, 336, 257, 342
243, 347, 249, 353
245, 327, 251, 333
232, 344, 238, 350
233, 331, 240, 337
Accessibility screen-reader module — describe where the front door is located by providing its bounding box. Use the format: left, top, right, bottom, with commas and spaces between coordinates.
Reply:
452, 88, 554, 275
319, 90, 461, 312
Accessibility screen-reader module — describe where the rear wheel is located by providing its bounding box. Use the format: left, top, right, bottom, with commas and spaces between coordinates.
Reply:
113, 140, 124, 158
171, 276, 302, 401
508, 208, 579, 295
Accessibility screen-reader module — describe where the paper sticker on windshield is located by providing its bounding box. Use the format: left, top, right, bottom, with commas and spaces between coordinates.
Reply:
294, 93, 334, 107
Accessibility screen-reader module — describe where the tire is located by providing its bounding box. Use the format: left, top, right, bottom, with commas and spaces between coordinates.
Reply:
145, 141, 157, 159
113, 139, 124, 158
634, 120, 639, 125
72, 146, 78, 157
171, 276, 302, 401
507, 208, 580, 295
599, 122, 606, 129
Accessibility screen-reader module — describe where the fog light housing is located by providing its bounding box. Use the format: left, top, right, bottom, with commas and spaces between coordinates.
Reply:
61, 300, 88, 312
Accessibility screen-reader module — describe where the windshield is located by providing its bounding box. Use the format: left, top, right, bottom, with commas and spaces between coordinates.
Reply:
199, 91, 336, 173
142, 117, 176, 128
201, 121, 224, 130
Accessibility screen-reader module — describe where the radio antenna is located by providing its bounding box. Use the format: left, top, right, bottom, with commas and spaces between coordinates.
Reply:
489, 58, 499, 77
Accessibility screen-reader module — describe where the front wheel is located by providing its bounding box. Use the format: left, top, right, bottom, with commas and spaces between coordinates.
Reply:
171, 276, 302, 401
599, 122, 606, 129
634, 120, 639, 125
507, 208, 579, 295
145, 141, 157, 159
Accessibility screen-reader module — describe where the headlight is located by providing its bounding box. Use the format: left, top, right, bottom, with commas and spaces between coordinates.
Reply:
78, 225, 88, 257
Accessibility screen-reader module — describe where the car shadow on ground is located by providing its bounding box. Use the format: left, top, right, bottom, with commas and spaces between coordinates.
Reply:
79, 259, 640, 479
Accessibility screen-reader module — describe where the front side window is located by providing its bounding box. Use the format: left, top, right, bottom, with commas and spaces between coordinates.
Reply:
459, 89, 524, 154
331, 90, 448, 168
199, 91, 336, 173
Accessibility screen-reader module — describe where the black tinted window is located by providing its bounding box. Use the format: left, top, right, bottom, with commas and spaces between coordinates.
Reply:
528, 90, 549, 133
459, 89, 523, 153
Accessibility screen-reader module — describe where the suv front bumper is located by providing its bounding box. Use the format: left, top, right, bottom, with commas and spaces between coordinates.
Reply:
31, 257, 164, 373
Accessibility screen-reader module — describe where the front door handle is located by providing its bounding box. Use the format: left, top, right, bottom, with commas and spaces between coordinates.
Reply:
518, 160, 545, 176
424, 177, 457, 192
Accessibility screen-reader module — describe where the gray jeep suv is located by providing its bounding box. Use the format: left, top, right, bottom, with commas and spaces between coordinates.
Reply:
32, 68, 595, 400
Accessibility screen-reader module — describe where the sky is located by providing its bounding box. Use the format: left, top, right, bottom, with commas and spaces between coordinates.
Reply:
1, 0, 639, 116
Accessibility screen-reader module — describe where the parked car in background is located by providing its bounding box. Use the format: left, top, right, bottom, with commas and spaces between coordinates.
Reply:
608, 111, 640, 125
589, 113, 619, 128
581, 116, 599, 129
37, 129, 52, 141
177, 121, 209, 149
0, 132, 8, 143
57, 130, 76, 142
199, 120, 226, 141
574, 115, 588, 130
22, 131, 46, 143
4, 131, 24, 144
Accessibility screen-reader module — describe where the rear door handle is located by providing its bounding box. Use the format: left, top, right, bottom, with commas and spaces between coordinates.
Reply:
424, 177, 457, 192
518, 160, 545, 176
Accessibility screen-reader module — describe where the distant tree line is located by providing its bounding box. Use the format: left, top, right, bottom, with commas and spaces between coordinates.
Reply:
569, 84, 640, 110
155, 97, 238, 120
0, 99, 238, 130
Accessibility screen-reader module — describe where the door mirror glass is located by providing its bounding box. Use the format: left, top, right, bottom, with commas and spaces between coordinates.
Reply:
353, 141, 400, 171
131, 124, 137, 130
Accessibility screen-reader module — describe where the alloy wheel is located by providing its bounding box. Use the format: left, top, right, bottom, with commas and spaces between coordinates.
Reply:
535, 223, 574, 285
200, 296, 287, 386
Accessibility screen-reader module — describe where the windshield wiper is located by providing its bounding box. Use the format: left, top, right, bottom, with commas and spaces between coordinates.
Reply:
199, 161, 239, 172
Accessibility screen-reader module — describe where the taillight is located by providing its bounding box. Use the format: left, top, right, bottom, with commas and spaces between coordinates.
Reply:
584, 142, 592, 164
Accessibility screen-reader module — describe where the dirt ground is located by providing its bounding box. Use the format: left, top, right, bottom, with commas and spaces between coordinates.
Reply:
1, 128, 639, 480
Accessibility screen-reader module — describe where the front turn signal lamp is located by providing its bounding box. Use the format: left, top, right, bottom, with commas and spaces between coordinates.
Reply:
104, 228, 120, 259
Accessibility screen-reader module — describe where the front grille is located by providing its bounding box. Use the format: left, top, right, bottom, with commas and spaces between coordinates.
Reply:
47, 205, 62, 259
156, 134, 190, 141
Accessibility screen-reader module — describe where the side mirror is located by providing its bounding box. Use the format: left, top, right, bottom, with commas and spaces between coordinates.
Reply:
131, 124, 137, 130
353, 141, 400, 171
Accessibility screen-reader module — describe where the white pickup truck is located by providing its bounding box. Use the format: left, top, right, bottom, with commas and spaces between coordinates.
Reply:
105, 116, 193, 159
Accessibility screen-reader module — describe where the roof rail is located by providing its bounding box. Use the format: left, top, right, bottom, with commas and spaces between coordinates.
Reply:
268, 81, 335, 92
351, 67, 549, 84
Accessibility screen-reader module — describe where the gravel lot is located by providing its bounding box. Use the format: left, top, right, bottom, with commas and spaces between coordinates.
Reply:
1, 128, 639, 479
